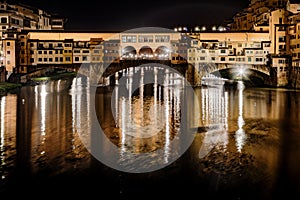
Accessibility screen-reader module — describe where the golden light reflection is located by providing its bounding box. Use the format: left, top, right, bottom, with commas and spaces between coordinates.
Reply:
115, 66, 183, 164
199, 87, 229, 159
1, 96, 6, 167
70, 76, 91, 150
164, 83, 170, 163
235, 81, 247, 152
40, 84, 47, 136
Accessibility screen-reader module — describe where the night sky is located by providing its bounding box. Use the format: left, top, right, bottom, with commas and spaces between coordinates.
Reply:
9, 0, 249, 31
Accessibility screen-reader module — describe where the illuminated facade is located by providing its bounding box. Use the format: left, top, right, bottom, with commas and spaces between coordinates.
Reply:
0, 28, 295, 87
2, 0, 300, 87
230, 0, 289, 31
0, 2, 66, 78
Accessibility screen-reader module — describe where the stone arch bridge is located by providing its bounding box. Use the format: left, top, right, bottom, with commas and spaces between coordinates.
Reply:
78, 60, 272, 86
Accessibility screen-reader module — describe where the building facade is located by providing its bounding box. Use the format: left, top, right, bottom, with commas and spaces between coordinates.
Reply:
0, 1, 66, 80
2, 0, 300, 87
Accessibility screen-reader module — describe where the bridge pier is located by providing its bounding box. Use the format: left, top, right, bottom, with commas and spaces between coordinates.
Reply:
115, 72, 119, 85
186, 63, 202, 86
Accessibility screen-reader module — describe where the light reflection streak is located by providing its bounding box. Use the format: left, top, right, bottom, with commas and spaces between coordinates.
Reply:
164, 82, 170, 163
115, 66, 183, 164
235, 81, 247, 152
1, 97, 6, 166
115, 86, 119, 127
70, 76, 91, 151
199, 86, 229, 159
40, 84, 47, 136
71, 77, 77, 137
76, 78, 82, 132
140, 68, 144, 134
57, 79, 61, 92
35, 86, 38, 108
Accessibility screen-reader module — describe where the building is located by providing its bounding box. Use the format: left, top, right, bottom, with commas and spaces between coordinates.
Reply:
0, 1, 66, 80
2, 1, 300, 88
230, 0, 289, 31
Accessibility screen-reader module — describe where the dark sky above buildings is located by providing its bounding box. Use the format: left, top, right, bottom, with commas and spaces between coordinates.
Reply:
9, 0, 249, 31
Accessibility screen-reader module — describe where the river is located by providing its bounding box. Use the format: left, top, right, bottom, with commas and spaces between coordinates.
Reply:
0, 70, 300, 199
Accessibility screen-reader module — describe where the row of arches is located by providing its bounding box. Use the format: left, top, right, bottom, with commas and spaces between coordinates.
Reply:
122, 46, 170, 59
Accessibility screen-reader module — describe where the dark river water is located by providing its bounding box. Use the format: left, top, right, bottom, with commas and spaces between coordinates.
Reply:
0, 69, 300, 199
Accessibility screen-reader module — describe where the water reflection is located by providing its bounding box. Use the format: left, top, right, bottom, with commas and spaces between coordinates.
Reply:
104, 66, 185, 168
199, 86, 229, 159
0, 95, 17, 180
235, 81, 247, 152
0, 96, 6, 178
0, 73, 300, 198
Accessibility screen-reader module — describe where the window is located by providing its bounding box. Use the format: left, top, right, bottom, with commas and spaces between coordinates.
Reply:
44, 58, 47, 62
138, 36, 154, 43
21, 42, 25, 46
52, 21, 63, 26
38, 51, 42, 54
279, 36, 285, 43
30, 58, 34, 63
21, 51, 25, 54
83, 50, 89, 53
155, 35, 170, 43
49, 44, 53, 48
38, 58, 42, 62
220, 49, 226, 54
60, 57, 63, 62
74, 50, 80, 53
38, 44, 43, 48
255, 58, 263, 62
6, 42, 10, 46
30, 43, 34, 47
1, 17, 7, 23
21, 58, 25, 63
55, 57, 59, 62
220, 57, 226, 61
65, 43, 72, 47
44, 51, 47, 54
248, 57, 252, 62
7, 51, 10, 55
122, 35, 137, 43
65, 57, 71, 62
57, 43, 62, 47
49, 58, 53, 62
279, 59, 287, 64
30, 50, 34, 54
49, 51, 53, 54
75, 57, 80, 62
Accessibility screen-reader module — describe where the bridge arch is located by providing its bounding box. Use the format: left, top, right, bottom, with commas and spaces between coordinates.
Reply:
138, 46, 153, 58
122, 46, 137, 59
154, 46, 170, 59
190, 62, 271, 86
